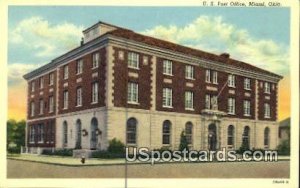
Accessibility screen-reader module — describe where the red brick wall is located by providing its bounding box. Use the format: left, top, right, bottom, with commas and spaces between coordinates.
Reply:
58, 48, 107, 114
112, 47, 152, 109
27, 71, 57, 120
27, 118, 55, 147
257, 81, 278, 121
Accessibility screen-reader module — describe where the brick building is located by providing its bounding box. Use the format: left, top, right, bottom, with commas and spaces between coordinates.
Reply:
23, 21, 282, 154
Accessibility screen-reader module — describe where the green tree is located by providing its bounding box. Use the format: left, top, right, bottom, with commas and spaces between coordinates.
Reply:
7, 119, 25, 153
108, 138, 125, 153
179, 130, 189, 151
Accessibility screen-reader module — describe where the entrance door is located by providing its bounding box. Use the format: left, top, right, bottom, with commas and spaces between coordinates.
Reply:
208, 124, 217, 150
90, 118, 98, 150
75, 120, 82, 149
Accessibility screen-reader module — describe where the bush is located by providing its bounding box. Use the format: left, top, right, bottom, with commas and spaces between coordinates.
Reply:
108, 138, 125, 154
42, 149, 73, 156
236, 141, 250, 154
178, 130, 189, 152
7, 147, 21, 154
277, 140, 290, 156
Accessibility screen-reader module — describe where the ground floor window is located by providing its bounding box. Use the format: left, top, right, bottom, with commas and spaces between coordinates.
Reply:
264, 127, 270, 148
185, 122, 193, 145
227, 125, 234, 146
63, 121, 68, 145
242, 126, 250, 149
162, 120, 171, 145
126, 118, 137, 144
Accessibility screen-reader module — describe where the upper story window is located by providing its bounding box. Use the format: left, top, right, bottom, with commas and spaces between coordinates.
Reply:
228, 75, 235, 87
243, 100, 251, 116
49, 73, 54, 86
31, 81, 35, 92
185, 65, 194, 79
264, 82, 271, 94
163, 88, 173, 108
49, 96, 54, 113
185, 91, 194, 110
39, 99, 44, 115
76, 87, 82, 107
163, 60, 173, 75
63, 65, 69, 79
206, 70, 218, 84
244, 78, 251, 90
212, 71, 218, 84
127, 82, 138, 103
264, 103, 271, 118
39, 77, 44, 89
30, 101, 35, 117
205, 70, 211, 83
128, 52, 139, 69
92, 82, 99, 104
228, 98, 236, 115
92, 52, 100, 68
63, 90, 68, 109
205, 94, 218, 110
76, 59, 83, 74
29, 126, 35, 143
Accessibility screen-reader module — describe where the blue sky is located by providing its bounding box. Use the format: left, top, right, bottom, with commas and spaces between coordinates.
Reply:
7, 6, 291, 120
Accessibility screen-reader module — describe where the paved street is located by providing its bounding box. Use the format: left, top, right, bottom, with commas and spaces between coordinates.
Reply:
7, 159, 289, 178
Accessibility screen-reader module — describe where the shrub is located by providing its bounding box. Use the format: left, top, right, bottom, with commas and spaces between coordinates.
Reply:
179, 131, 189, 152
42, 149, 73, 156
277, 140, 290, 156
108, 138, 125, 154
91, 150, 125, 158
7, 147, 20, 154
236, 141, 250, 154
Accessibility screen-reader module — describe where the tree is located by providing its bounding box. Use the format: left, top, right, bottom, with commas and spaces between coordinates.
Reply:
7, 119, 25, 153
179, 130, 189, 152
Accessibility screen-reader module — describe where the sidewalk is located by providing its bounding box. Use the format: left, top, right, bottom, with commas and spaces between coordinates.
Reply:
7, 154, 290, 166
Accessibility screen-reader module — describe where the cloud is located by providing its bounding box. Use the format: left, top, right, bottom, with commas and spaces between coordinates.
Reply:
9, 16, 84, 58
142, 16, 289, 75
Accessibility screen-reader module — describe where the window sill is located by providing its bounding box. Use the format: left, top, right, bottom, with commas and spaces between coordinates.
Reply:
127, 101, 140, 105
228, 86, 236, 88
212, 82, 218, 85
92, 66, 99, 70
264, 116, 271, 119
76, 105, 82, 108
185, 108, 194, 111
243, 114, 251, 117
37, 141, 44, 144
185, 77, 195, 80
228, 112, 236, 115
163, 106, 173, 109
244, 88, 251, 91
264, 92, 271, 94
128, 66, 140, 70
76, 73, 83, 76
62, 108, 68, 110
91, 101, 98, 105
163, 73, 173, 76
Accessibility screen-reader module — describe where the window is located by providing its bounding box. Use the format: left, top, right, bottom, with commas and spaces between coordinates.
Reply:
185, 122, 193, 145
49, 73, 54, 85
264, 103, 271, 118
243, 100, 251, 116
49, 96, 54, 113
127, 82, 138, 103
76, 59, 83, 74
30, 125, 35, 143
228, 75, 235, 87
163, 88, 172, 107
39, 77, 44, 89
63, 121, 68, 145
39, 99, 44, 115
63, 90, 68, 109
37, 124, 44, 143
185, 65, 194, 79
205, 94, 218, 110
92, 82, 99, 103
92, 52, 100, 68
76, 87, 82, 106
244, 78, 251, 90
31, 81, 35, 92
264, 82, 271, 93
128, 52, 139, 69
205, 70, 211, 83
30, 101, 35, 117
227, 125, 235, 146
228, 98, 236, 114
162, 120, 171, 145
264, 127, 270, 148
212, 71, 218, 84
185, 91, 194, 110
63, 65, 69, 79
163, 60, 173, 75
126, 118, 137, 144
242, 126, 250, 149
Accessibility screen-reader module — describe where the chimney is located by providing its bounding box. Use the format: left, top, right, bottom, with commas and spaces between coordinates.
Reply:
220, 53, 230, 59
80, 37, 84, 46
